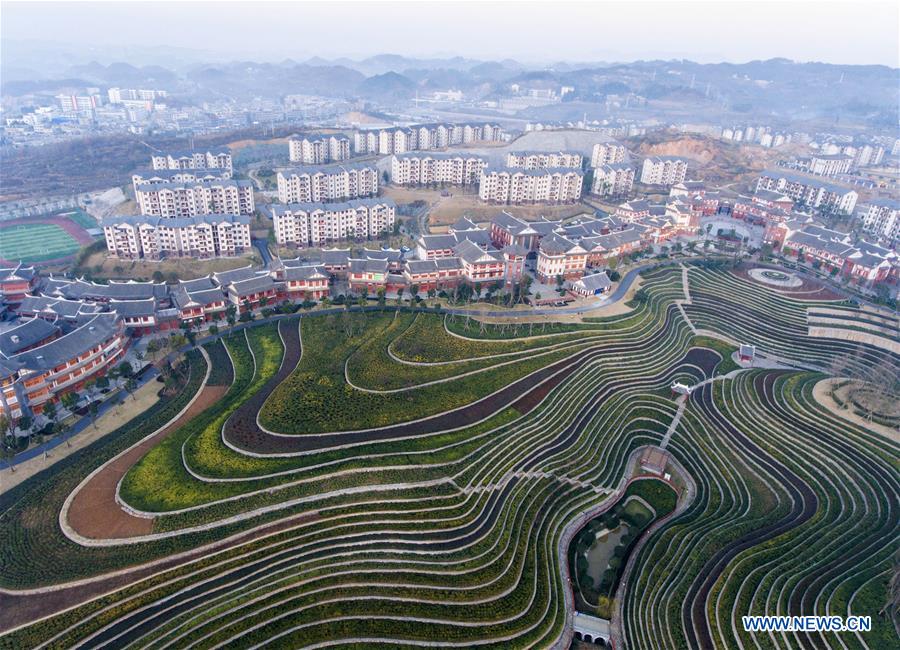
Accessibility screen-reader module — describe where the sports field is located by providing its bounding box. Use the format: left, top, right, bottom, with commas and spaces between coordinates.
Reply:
0, 222, 82, 263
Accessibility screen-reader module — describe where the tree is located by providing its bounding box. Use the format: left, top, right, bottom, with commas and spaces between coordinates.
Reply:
409, 284, 420, 302
125, 377, 138, 400
1, 436, 16, 472
61, 391, 80, 415
89, 401, 99, 428
396, 287, 404, 305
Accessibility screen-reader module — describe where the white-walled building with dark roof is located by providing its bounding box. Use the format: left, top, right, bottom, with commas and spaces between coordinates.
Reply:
277, 163, 379, 203
590, 142, 627, 168
640, 156, 688, 186
479, 167, 584, 204
151, 150, 232, 172
136, 179, 254, 217
391, 153, 487, 186
505, 151, 583, 170
288, 134, 351, 164
101, 214, 252, 259
591, 163, 635, 197
270, 198, 395, 247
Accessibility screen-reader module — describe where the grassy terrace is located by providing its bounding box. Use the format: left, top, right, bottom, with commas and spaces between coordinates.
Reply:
1, 263, 897, 650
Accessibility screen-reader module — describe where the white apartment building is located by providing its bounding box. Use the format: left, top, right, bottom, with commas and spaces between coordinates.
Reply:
56, 93, 100, 113
136, 179, 255, 217
591, 163, 635, 197
391, 153, 487, 186
808, 154, 853, 177
857, 199, 900, 244
108, 88, 167, 103
131, 168, 232, 192
271, 198, 396, 247
288, 135, 351, 164
479, 167, 584, 204
590, 142, 627, 167
101, 214, 251, 259
851, 144, 885, 168
276, 164, 378, 203
756, 170, 858, 214
505, 151, 583, 169
151, 150, 233, 172
640, 156, 688, 186
353, 122, 503, 154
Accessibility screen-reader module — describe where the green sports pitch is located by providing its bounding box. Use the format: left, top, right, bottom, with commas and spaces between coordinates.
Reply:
0, 223, 82, 263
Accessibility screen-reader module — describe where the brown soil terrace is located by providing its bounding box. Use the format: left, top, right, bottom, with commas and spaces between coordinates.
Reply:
66, 385, 229, 540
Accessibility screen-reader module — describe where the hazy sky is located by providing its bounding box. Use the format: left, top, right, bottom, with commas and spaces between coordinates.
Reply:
3, 0, 899, 67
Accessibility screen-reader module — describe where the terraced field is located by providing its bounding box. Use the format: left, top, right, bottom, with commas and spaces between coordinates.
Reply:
0, 263, 897, 650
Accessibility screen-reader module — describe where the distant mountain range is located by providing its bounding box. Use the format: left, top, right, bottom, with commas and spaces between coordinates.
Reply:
2, 49, 897, 127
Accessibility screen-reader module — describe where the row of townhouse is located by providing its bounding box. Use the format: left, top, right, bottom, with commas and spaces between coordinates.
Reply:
276, 163, 379, 203
269, 198, 396, 247
640, 156, 689, 186
478, 167, 584, 204
151, 150, 233, 172
590, 142, 628, 168
288, 134, 351, 164
855, 199, 899, 246
591, 162, 635, 196
131, 167, 232, 193
353, 122, 504, 155
766, 221, 898, 284
0, 313, 128, 418
756, 170, 859, 214
390, 153, 487, 186
100, 214, 252, 259
135, 179, 255, 217
505, 151, 583, 169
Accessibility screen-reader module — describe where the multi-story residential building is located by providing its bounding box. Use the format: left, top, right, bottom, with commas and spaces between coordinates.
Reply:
270, 198, 396, 247
353, 123, 503, 154
131, 168, 232, 192
100, 214, 252, 259
591, 163, 635, 197
536, 233, 588, 281
856, 199, 900, 245
288, 134, 351, 164
852, 144, 885, 168
505, 151, 583, 169
806, 154, 853, 177
55, 93, 101, 113
108, 88, 167, 103
151, 150, 233, 172
390, 153, 487, 186
640, 156, 688, 186
590, 142, 627, 168
479, 167, 584, 204
277, 164, 378, 203
0, 313, 127, 419
135, 179, 255, 217
756, 170, 858, 214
